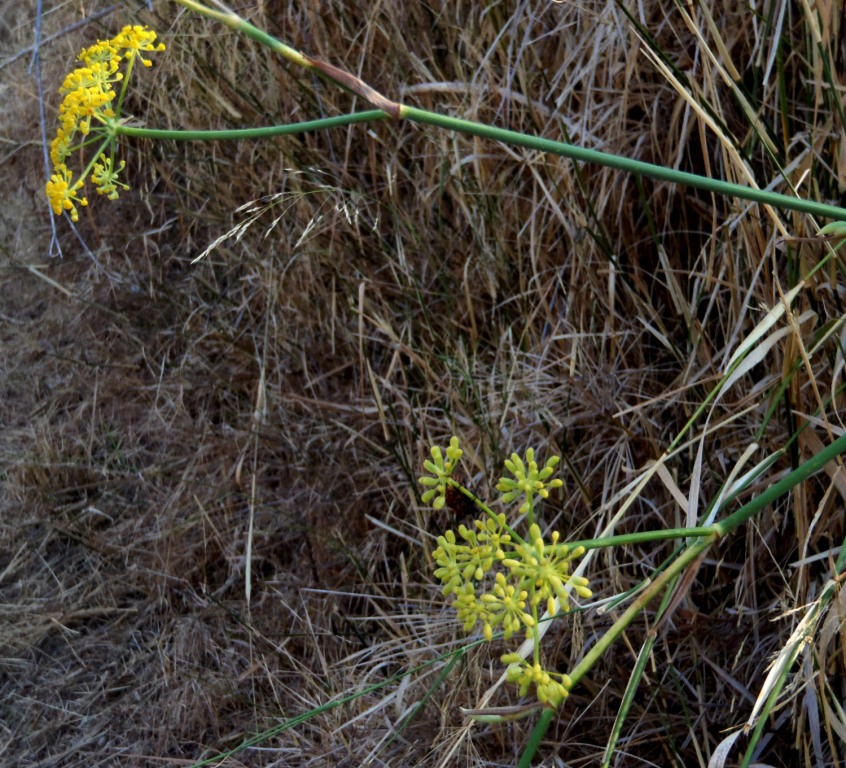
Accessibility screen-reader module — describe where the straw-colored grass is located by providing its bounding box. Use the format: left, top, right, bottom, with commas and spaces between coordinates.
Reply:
2, 1, 845, 765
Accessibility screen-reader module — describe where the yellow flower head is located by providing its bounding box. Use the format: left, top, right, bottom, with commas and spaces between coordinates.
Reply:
112, 25, 166, 67
78, 40, 119, 68
46, 165, 88, 221
91, 154, 129, 200
45, 25, 164, 220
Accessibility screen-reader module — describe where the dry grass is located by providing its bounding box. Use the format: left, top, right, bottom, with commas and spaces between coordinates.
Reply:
2, 0, 845, 765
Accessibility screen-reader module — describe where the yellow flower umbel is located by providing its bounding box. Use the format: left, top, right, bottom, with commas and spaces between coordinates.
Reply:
45, 25, 165, 221
500, 654, 572, 707
418, 436, 464, 510
423, 439, 592, 709
496, 448, 563, 521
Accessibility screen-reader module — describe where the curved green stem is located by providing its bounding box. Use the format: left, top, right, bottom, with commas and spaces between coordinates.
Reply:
118, 101, 846, 221
168, 0, 846, 222
174, 0, 310, 67
114, 110, 389, 141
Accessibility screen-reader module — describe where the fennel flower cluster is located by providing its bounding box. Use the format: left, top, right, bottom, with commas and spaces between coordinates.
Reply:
421, 438, 592, 707
45, 25, 165, 221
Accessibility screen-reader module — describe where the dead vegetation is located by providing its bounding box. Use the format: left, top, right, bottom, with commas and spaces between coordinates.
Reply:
1, 0, 845, 765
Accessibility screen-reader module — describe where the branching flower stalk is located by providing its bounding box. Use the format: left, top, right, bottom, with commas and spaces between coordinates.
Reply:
171, 0, 846, 222
46, 2, 846, 225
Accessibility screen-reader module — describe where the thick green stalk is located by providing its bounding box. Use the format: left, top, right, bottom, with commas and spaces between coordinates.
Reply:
567, 537, 714, 690
117, 101, 846, 222
713, 430, 846, 536
399, 105, 846, 222
518, 709, 556, 768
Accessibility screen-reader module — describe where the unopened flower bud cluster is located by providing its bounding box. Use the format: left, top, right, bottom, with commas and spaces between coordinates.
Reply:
420, 438, 592, 707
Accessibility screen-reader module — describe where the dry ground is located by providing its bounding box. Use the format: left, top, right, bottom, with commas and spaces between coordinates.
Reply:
2, 1, 846, 766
